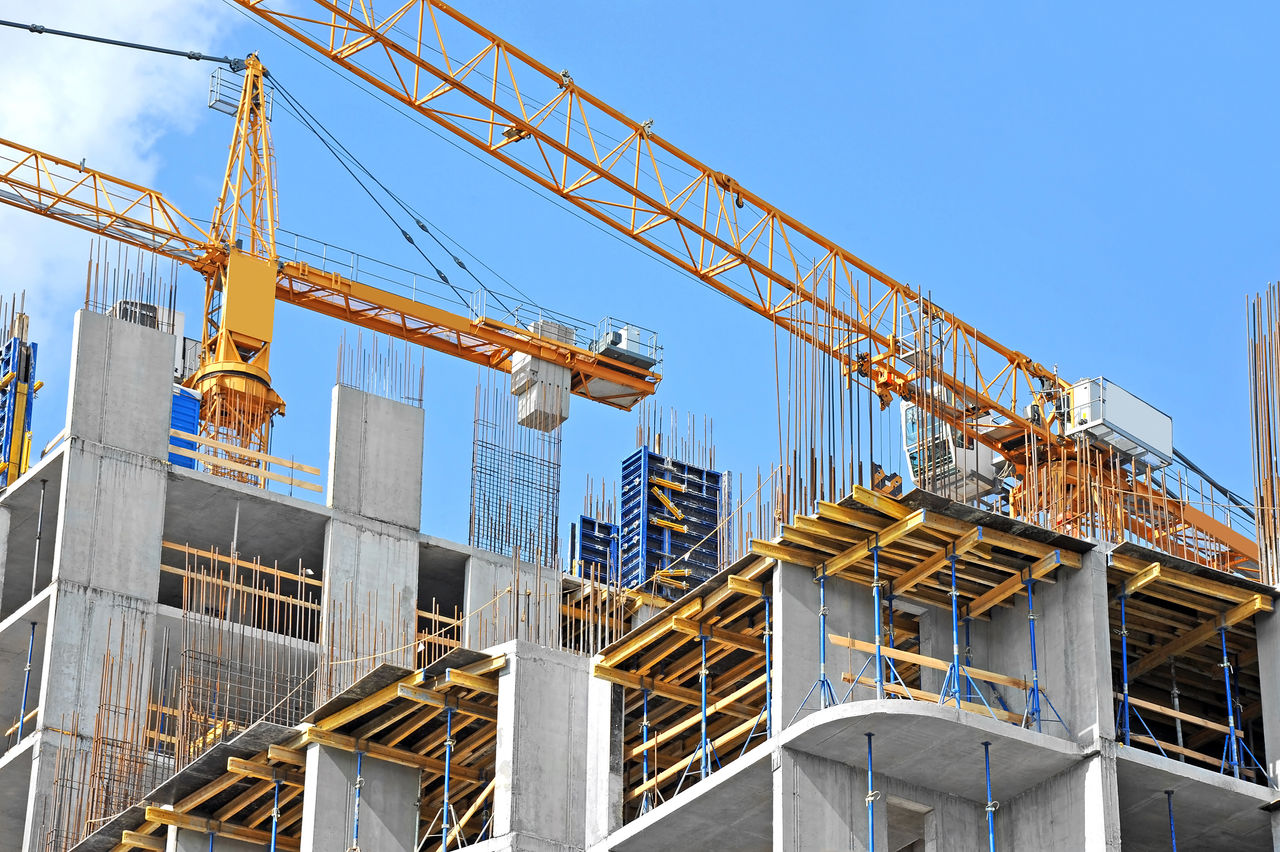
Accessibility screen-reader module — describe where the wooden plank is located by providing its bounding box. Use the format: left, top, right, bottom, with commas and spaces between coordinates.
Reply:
1131, 595, 1271, 678
841, 675, 1024, 724
726, 575, 764, 598
591, 663, 756, 719
432, 669, 499, 696
143, 807, 299, 851
302, 727, 483, 783
396, 684, 499, 722
1116, 562, 1162, 598
831, 635, 1030, 691
267, 745, 306, 765
749, 539, 824, 568
1128, 734, 1225, 769
671, 617, 765, 653
226, 757, 305, 786
119, 831, 166, 851
626, 714, 761, 801
967, 550, 1063, 619
168, 445, 323, 492
1114, 693, 1230, 735
826, 510, 929, 577
599, 599, 704, 668
171, 428, 323, 475
891, 527, 984, 595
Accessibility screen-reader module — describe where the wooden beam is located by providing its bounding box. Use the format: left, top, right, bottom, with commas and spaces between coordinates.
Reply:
749, 539, 824, 568
301, 727, 484, 783
315, 671, 424, 732
1112, 555, 1262, 605
850, 485, 910, 519
1131, 595, 1271, 679
599, 599, 704, 668
431, 669, 498, 695
815, 500, 894, 531
592, 663, 756, 718
227, 757, 305, 786
670, 617, 765, 653
966, 550, 1063, 619
267, 745, 306, 765
143, 808, 300, 851
830, 635, 1030, 691
625, 673, 767, 760
626, 714, 761, 801
173, 772, 242, 814
826, 510, 929, 577
119, 832, 166, 851
841, 675, 1024, 724
395, 684, 498, 722
1116, 562, 1162, 598
891, 527, 984, 596
780, 524, 843, 554
1112, 692, 1230, 735
727, 575, 764, 598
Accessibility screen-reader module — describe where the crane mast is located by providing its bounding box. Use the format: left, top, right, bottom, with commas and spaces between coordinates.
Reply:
230, 0, 1257, 573
0, 54, 662, 485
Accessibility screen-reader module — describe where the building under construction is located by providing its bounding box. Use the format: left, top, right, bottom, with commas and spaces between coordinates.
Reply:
1, 3, 1280, 851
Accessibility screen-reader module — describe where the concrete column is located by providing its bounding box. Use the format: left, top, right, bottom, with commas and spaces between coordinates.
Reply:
319, 518, 418, 698
584, 677, 623, 846
299, 742, 419, 852
461, 554, 540, 650
326, 385, 424, 530
64, 310, 174, 459
772, 561, 875, 729
21, 312, 172, 851
1255, 609, 1280, 786
493, 641, 589, 848
772, 746, 885, 852
997, 747, 1120, 850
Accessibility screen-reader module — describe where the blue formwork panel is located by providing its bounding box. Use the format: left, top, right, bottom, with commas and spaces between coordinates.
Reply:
619, 448, 722, 600
575, 515, 620, 582
169, 386, 200, 469
0, 335, 35, 487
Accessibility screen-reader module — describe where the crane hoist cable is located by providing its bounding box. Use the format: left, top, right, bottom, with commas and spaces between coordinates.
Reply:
270, 76, 540, 319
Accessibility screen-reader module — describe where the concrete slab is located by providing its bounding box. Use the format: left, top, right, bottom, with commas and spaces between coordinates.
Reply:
780, 699, 1084, 803
1115, 745, 1274, 851
601, 744, 773, 852
162, 469, 330, 577
69, 721, 296, 852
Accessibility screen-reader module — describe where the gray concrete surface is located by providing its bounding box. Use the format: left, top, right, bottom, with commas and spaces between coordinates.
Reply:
326, 385, 424, 530
299, 742, 419, 852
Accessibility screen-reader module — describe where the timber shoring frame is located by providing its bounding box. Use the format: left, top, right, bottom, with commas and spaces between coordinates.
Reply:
1107, 552, 1274, 783
91, 655, 505, 852
597, 486, 1094, 824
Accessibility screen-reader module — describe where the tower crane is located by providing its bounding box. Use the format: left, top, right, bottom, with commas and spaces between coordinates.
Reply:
0, 53, 662, 483
229, 0, 1258, 574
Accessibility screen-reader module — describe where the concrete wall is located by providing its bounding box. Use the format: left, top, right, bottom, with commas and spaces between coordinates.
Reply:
299, 742, 419, 852
997, 749, 1121, 850
773, 561, 876, 728
584, 677, 623, 847
326, 385, 424, 530
320, 386, 424, 700
493, 640, 590, 851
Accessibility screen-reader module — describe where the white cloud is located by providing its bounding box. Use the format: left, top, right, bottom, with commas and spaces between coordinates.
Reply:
0, 0, 234, 434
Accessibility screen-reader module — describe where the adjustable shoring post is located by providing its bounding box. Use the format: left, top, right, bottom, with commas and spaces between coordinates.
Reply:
270, 780, 281, 852
1169, 661, 1185, 761
940, 549, 996, 716
741, 595, 773, 757
865, 733, 880, 851
871, 540, 886, 699
639, 688, 653, 815
983, 742, 998, 852
1166, 790, 1177, 851
791, 565, 837, 723
350, 750, 364, 852
1024, 573, 1042, 732
442, 703, 456, 848
699, 633, 711, 779
17, 621, 35, 739
1219, 627, 1241, 780
1115, 594, 1166, 756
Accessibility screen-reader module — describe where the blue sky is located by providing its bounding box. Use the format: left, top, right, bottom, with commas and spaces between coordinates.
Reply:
1, 2, 1275, 548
